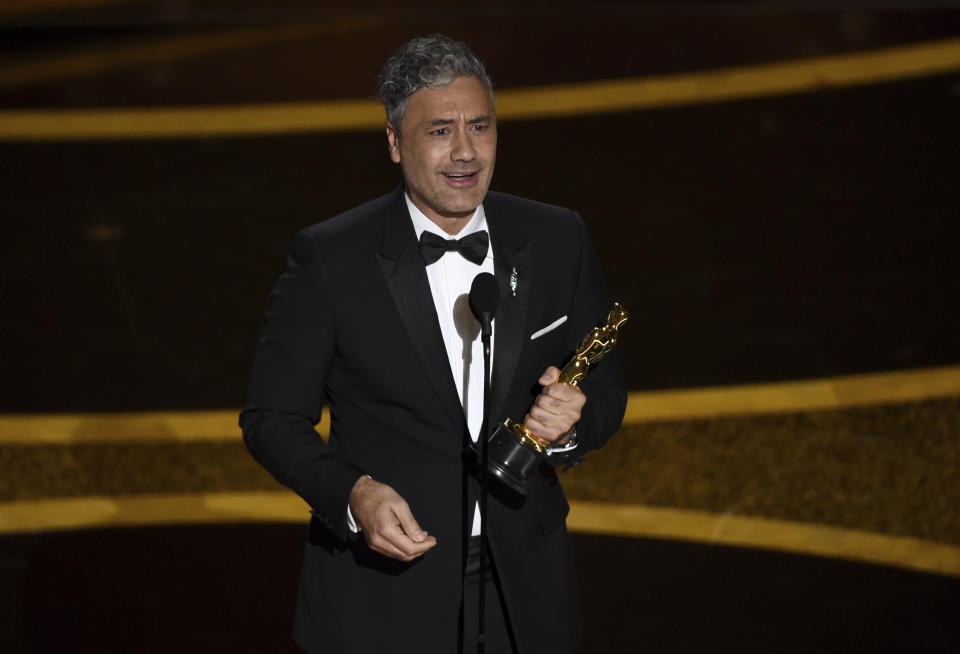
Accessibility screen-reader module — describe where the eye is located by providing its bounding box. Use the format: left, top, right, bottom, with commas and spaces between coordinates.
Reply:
431, 127, 449, 136
471, 123, 488, 132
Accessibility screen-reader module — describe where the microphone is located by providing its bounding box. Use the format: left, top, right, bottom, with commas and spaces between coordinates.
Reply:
468, 271, 499, 654
469, 272, 499, 339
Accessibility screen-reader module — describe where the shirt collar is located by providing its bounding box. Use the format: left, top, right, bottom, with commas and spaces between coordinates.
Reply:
405, 192, 487, 241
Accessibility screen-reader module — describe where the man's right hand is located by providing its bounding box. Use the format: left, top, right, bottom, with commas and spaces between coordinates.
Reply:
349, 476, 438, 561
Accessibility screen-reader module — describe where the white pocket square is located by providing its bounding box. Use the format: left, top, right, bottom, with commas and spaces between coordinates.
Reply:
530, 315, 567, 340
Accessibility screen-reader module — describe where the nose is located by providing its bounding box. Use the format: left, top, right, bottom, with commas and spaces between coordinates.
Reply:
450, 128, 477, 162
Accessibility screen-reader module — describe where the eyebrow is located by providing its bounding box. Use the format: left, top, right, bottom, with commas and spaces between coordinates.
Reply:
426, 115, 493, 127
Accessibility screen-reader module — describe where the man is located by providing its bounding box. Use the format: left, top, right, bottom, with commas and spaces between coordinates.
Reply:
241, 35, 626, 653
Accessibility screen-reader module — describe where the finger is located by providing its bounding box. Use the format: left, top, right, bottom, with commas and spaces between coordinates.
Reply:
539, 365, 561, 385
365, 532, 413, 561
394, 502, 428, 542
526, 402, 580, 440
523, 413, 547, 436
523, 413, 565, 442
380, 524, 438, 559
384, 502, 437, 556
533, 393, 584, 424
534, 393, 563, 412
366, 522, 437, 561
542, 382, 585, 402
528, 403, 561, 425
398, 532, 438, 556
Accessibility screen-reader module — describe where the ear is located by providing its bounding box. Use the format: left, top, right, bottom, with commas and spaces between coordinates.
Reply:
386, 122, 401, 164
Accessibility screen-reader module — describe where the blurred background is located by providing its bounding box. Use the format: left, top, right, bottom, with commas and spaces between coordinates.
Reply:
1, 1, 959, 652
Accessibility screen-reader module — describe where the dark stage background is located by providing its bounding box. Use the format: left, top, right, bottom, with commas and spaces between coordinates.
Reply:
1, 2, 959, 653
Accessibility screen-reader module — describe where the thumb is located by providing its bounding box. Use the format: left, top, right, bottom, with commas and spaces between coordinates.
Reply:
540, 366, 560, 385
394, 504, 427, 542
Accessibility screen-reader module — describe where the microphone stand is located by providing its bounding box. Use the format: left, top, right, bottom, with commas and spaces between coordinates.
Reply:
477, 310, 493, 654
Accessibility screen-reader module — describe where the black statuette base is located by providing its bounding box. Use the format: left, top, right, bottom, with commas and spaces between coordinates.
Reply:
484, 423, 544, 496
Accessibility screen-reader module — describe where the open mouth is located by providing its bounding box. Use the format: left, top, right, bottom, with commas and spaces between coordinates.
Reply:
443, 172, 478, 183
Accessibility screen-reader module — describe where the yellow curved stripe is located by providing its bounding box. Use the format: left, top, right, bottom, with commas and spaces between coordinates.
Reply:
0, 409, 329, 444
0, 21, 379, 90
625, 363, 960, 422
566, 501, 960, 579
2, 37, 959, 140
0, 99, 386, 140
1, 492, 956, 578
0, 0, 131, 15
0, 364, 956, 444
0, 492, 304, 533
496, 36, 960, 120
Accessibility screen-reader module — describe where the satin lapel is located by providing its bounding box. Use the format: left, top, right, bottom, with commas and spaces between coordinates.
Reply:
377, 192, 465, 432
489, 222, 531, 424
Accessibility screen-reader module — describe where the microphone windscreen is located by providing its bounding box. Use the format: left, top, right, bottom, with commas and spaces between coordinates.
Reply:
469, 272, 500, 319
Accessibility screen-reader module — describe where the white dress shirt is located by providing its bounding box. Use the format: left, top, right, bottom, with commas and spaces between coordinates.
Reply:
406, 193, 493, 536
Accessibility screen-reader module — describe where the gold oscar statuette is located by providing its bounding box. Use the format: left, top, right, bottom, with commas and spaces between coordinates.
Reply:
484, 302, 629, 495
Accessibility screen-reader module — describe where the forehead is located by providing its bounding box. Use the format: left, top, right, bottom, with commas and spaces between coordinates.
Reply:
402, 76, 494, 127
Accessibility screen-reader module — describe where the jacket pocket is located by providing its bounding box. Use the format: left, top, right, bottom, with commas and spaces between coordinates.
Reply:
530, 315, 567, 341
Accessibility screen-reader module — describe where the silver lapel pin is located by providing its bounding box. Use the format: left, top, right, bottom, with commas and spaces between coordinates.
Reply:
510, 267, 518, 297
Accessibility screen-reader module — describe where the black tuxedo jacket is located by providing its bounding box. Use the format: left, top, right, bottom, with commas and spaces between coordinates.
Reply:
241, 186, 626, 654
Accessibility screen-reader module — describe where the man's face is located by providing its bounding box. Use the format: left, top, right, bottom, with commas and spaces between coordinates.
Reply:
387, 75, 497, 232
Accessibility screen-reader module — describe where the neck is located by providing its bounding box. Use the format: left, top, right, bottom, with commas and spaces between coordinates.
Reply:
429, 214, 473, 236
406, 192, 478, 236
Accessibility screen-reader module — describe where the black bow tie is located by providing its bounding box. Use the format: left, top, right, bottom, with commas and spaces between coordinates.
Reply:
418, 230, 489, 266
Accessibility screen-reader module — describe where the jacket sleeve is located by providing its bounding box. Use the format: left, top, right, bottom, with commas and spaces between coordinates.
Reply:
239, 229, 363, 542
547, 211, 628, 467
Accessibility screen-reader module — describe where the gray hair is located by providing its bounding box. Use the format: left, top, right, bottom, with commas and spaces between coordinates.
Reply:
377, 34, 494, 131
